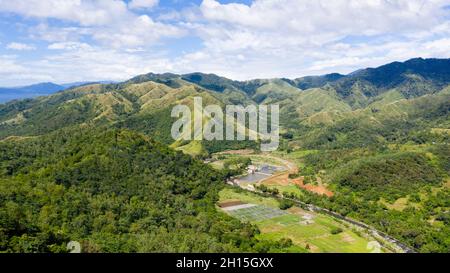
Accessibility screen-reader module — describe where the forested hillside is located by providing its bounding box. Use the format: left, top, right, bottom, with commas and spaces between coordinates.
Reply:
0, 58, 449, 253
0, 127, 298, 252
1, 58, 449, 154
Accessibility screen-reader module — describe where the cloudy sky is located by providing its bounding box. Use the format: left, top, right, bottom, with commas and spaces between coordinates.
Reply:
0, 0, 449, 86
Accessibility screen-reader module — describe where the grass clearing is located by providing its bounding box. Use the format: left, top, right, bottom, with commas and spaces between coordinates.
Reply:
380, 197, 409, 211
266, 184, 305, 197
175, 140, 207, 157
219, 187, 280, 208
256, 213, 372, 253
209, 160, 225, 170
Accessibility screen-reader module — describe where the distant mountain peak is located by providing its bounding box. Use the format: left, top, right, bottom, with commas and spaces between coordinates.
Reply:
0, 81, 113, 104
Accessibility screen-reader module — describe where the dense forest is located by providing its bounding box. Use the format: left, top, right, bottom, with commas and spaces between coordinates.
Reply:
0, 127, 293, 252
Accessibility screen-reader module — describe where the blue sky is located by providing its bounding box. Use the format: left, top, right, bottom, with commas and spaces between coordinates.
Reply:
0, 0, 449, 86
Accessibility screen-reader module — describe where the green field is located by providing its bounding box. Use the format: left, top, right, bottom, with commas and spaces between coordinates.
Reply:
175, 140, 207, 157
256, 214, 372, 253
219, 188, 280, 208
214, 153, 288, 168
266, 184, 305, 197
219, 188, 379, 253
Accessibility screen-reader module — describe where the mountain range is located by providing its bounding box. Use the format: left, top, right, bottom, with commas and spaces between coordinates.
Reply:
0, 81, 115, 103
1, 57, 448, 151
0, 57, 449, 253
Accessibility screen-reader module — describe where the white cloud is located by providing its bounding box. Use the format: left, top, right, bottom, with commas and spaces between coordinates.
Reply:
0, 55, 54, 86
29, 23, 90, 43
48, 42, 92, 50
200, 0, 448, 34
0, 0, 450, 85
167, 0, 450, 79
0, 0, 183, 48
0, 55, 27, 74
196, 0, 450, 52
6, 42, 36, 51
11, 46, 175, 85
0, 0, 130, 26
128, 0, 159, 10
90, 14, 185, 48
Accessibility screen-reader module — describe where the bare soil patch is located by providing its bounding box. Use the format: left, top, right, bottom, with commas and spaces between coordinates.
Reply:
262, 171, 334, 197
287, 206, 307, 215
341, 233, 356, 243
292, 177, 334, 197
261, 172, 291, 186
218, 200, 246, 208
302, 184, 334, 197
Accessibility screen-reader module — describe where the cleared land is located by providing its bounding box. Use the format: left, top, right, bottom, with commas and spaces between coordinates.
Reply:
256, 154, 334, 197
226, 205, 288, 222
219, 188, 382, 253
214, 150, 334, 196
256, 214, 371, 253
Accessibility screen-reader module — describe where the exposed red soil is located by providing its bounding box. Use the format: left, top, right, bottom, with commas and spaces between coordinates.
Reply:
262, 172, 291, 186
292, 177, 334, 197
262, 168, 334, 197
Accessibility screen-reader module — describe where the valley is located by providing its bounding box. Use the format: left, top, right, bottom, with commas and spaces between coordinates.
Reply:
212, 150, 416, 253
0, 58, 449, 253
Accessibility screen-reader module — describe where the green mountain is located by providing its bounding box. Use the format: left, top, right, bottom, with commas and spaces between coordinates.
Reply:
0, 127, 297, 252
290, 73, 345, 90
0, 58, 448, 161
0, 57, 449, 253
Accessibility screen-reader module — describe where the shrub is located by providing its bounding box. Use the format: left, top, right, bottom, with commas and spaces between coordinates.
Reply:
330, 227, 343, 235
279, 199, 294, 210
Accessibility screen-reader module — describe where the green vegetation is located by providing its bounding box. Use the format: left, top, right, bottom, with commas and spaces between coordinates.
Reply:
219, 188, 280, 208
255, 184, 279, 196
279, 200, 294, 210
0, 58, 449, 253
219, 188, 376, 253
222, 157, 252, 170
333, 152, 442, 200
282, 145, 450, 253
175, 140, 208, 158
294, 186, 450, 252
269, 184, 305, 198
0, 128, 293, 253
330, 227, 343, 235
